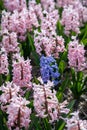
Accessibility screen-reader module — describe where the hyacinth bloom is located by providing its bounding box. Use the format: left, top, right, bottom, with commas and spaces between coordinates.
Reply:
3, 0, 26, 11
34, 32, 65, 57
27, 5, 39, 31
28, 0, 43, 20
82, 0, 87, 6
1, 10, 27, 41
57, 0, 77, 7
34, 3, 61, 57
33, 77, 69, 123
0, 82, 20, 104
33, 2, 65, 58
83, 7, 87, 22
72, 0, 87, 24
66, 111, 87, 130
40, 56, 60, 85
68, 38, 86, 71
2, 32, 19, 53
1, 10, 10, 34
13, 8, 27, 39
13, 56, 32, 89
41, 10, 59, 35
41, 0, 55, 11
0, 47, 9, 75
34, 30, 55, 56
7, 96, 31, 130
1, 8, 39, 41
61, 5, 80, 35
53, 36, 65, 58
57, 0, 84, 9
60, 0, 87, 32
33, 77, 59, 123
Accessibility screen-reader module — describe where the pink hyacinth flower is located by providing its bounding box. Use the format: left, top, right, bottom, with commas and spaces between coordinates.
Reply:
7, 96, 31, 130
0, 47, 9, 75
13, 56, 32, 89
68, 38, 86, 71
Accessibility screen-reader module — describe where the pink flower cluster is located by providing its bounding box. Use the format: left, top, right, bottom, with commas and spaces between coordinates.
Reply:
1, 5, 39, 41
12, 55, 32, 89
34, 30, 65, 58
57, 0, 80, 8
60, 0, 87, 35
82, 0, 87, 6
66, 111, 87, 130
61, 5, 80, 35
0, 82, 20, 105
0, 4, 33, 128
34, 4, 65, 58
28, 0, 43, 21
0, 82, 31, 130
41, 0, 55, 11
0, 47, 9, 75
3, 0, 26, 12
7, 96, 31, 130
72, 1, 87, 24
57, 0, 75, 7
28, 3, 39, 31
2, 32, 19, 53
33, 77, 69, 123
53, 36, 65, 58
68, 38, 86, 71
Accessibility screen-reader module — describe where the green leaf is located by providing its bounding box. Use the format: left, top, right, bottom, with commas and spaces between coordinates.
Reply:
0, 74, 3, 86
42, 118, 51, 130
71, 68, 76, 82
36, 0, 41, 4
6, 74, 10, 82
58, 122, 66, 130
59, 60, 66, 73
56, 20, 64, 35
25, 91, 31, 100
0, 0, 4, 10
30, 51, 40, 66
27, 32, 35, 52
0, 111, 8, 130
19, 43, 24, 56
61, 51, 68, 62
58, 7, 63, 18
67, 100, 75, 110
29, 114, 42, 130
77, 71, 83, 82
81, 23, 87, 40
56, 92, 63, 101
61, 73, 71, 92
81, 39, 87, 45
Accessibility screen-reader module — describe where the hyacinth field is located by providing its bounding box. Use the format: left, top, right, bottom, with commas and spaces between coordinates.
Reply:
0, 0, 87, 130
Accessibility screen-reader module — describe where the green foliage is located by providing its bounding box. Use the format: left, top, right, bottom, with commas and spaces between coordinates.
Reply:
56, 72, 71, 101
70, 69, 87, 99
79, 23, 87, 45
0, 0, 4, 10
56, 20, 64, 36
0, 110, 8, 130
59, 60, 66, 74
36, 0, 41, 4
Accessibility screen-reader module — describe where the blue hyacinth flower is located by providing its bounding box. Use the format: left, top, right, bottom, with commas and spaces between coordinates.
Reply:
40, 55, 60, 86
